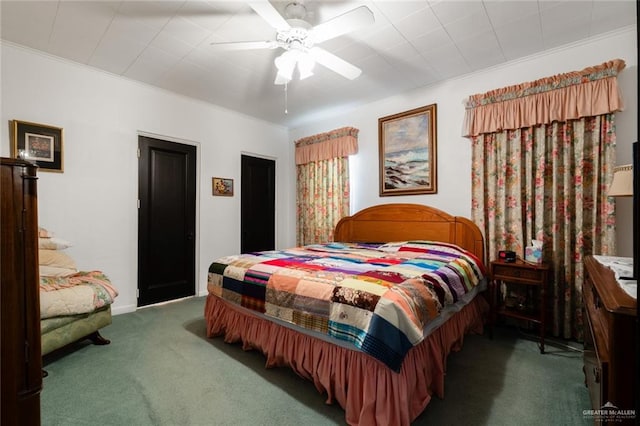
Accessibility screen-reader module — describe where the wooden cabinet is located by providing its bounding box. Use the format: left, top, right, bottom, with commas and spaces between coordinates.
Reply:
583, 256, 636, 424
1, 157, 42, 425
490, 259, 548, 353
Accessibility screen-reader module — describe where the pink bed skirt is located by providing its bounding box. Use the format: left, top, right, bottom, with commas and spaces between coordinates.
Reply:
205, 294, 489, 426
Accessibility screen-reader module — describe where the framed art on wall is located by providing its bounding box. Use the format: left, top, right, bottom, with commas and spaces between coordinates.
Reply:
11, 120, 64, 172
378, 103, 437, 196
212, 177, 234, 196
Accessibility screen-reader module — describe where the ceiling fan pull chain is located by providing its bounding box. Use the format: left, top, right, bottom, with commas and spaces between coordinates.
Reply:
284, 82, 288, 114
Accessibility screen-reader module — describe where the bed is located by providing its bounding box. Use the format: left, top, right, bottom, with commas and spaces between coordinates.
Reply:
205, 203, 489, 425
38, 228, 118, 356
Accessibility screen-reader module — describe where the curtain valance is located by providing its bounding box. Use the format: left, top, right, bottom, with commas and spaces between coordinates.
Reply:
462, 59, 626, 137
295, 127, 359, 165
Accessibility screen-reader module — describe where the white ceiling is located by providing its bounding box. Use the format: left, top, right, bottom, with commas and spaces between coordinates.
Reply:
1, 0, 636, 128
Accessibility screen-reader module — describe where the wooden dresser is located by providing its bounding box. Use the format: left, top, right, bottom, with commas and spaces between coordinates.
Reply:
1, 157, 42, 425
583, 255, 636, 424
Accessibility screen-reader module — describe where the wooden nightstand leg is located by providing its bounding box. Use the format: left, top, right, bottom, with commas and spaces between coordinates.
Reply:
487, 279, 497, 339
540, 275, 546, 354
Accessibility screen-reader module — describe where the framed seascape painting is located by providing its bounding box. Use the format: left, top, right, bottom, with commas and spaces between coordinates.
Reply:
11, 120, 64, 172
378, 104, 437, 196
212, 177, 234, 196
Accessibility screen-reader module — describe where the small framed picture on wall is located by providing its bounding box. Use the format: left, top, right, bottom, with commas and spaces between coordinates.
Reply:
11, 120, 64, 172
212, 177, 234, 196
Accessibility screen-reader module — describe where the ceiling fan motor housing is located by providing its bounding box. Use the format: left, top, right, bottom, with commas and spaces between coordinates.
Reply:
284, 2, 308, 20
277, 21, 313, 51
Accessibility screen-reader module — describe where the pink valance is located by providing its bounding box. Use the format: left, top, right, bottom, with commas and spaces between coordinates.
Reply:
463, 59, 626, 137
295, 126, 359, 165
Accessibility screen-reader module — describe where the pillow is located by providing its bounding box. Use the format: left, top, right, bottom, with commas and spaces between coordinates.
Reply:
38, 227, 55, 238
39, 237, 73, 250
39, 249, 77, 270
39, 265, 78, 278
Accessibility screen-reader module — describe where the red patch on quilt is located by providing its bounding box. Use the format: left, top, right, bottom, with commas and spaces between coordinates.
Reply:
398, 246, 429, 253
366, 258, 403, 265
264, 258, 325, 271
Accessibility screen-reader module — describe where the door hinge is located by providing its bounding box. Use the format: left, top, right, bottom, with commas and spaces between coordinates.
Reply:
137, 148, 141, 158
136, 289, 139, 298
137, 199, 140, 209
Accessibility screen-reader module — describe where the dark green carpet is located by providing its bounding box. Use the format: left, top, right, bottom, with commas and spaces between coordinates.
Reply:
41, 297, 591, 425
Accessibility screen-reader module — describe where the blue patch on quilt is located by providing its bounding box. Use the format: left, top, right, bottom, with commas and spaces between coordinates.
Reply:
360, 314, 413, 372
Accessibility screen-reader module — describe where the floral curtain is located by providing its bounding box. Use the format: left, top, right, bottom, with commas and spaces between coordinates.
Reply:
465, 60, 625, 340
296, 127, 358, 245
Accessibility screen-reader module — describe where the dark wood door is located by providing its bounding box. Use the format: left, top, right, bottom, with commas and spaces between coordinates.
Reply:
138, 136, 196, 306
241, 155, 275, 253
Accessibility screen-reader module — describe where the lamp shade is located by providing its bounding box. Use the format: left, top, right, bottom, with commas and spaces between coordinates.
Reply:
297, 54, 315, 80
274, 50, 298, 83
608, 164, 633, 196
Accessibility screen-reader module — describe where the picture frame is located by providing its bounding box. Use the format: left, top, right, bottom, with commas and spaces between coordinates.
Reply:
11, 120, 64, 172
378, 104, 437, 196
212, 177, 234, 196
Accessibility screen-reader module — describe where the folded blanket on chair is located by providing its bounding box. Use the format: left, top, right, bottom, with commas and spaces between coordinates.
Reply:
40, 271, 118, 319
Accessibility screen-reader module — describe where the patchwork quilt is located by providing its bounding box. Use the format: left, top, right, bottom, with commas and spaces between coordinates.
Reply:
208, 241, 485, 371
40, 271, 118, 319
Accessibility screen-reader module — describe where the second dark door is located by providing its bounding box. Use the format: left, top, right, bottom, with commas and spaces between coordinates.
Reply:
241, 155, 275, 253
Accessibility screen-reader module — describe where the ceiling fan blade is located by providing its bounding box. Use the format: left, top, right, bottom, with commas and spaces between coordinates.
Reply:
248, 1, 290, 31
310, 6, 374, 44
308, 47, 362, 80
210, 40, 278, 51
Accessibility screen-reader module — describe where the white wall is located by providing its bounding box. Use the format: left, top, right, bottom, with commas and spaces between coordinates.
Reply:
290, 27, 638, 257
1, 42, 297, 315
2, 27, 636, 317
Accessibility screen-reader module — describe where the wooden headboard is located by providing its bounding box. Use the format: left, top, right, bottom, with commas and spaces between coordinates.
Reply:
333, 203, 485, 265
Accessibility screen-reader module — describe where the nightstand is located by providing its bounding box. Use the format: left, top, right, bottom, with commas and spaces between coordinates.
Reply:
490, 259, 549, 353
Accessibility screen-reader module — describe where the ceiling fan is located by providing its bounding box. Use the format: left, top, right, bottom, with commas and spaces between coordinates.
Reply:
211, 1, 375, 85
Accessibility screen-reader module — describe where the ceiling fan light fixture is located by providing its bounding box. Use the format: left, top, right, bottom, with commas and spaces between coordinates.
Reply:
274, 50, 298, 83
297, 54, 315, 80
274, 73, 291, 85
